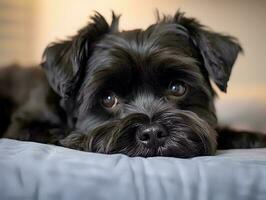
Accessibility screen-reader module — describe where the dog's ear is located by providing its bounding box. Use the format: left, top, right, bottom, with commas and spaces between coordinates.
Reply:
41, 12, 120, 98
172, 11, 243, 92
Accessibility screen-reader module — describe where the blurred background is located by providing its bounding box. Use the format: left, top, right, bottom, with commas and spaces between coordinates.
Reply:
0, 0, 265, 132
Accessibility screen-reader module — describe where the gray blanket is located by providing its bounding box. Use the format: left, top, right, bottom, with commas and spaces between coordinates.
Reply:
0, 139, 266, 200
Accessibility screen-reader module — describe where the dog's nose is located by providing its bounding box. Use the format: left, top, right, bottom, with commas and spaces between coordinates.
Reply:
136, 124, 168, 147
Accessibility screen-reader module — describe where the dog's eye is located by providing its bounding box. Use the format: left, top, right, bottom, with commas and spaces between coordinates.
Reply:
168, 81, 187, 97
101, 91, 118, 109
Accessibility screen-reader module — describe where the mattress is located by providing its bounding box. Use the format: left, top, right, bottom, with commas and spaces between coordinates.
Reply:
0, 138, 266, 200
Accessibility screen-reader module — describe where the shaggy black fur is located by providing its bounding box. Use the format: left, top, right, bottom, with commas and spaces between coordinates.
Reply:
1, 10, 265, 158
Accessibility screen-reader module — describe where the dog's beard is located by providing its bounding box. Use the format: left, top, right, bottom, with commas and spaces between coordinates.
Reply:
83, 110, 217, 158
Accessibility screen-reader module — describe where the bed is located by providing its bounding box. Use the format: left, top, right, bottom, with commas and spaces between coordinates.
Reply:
0, 138, 266, 200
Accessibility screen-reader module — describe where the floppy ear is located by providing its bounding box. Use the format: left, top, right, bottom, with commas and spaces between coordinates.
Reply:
173, 11, 243, 92
41, 12, 120, 99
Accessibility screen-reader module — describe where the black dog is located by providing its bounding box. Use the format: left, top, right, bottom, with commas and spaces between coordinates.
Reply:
1, 10, 265, 158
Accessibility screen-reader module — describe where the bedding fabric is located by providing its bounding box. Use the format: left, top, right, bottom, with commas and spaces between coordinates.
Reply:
0, 138, 266, 200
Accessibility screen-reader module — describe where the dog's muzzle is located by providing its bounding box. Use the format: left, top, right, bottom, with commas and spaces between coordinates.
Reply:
83, 110, 217, 158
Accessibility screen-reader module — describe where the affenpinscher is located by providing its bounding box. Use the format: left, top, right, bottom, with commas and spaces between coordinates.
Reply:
1, 10, 265, 158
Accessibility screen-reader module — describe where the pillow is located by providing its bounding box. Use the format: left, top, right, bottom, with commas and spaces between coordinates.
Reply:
0, 139, 266, 200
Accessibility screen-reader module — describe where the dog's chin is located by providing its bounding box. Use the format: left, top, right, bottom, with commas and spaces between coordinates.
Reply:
84, 111, 217, 158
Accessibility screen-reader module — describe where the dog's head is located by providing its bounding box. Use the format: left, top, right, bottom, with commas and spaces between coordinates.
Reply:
42, 10, 242, 158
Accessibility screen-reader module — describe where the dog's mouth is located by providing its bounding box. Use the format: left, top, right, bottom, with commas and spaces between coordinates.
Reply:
80, 111, 217, 158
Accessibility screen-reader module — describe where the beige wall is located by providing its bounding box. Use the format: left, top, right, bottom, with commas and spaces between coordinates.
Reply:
0, 0, 35, 65
1, 0, 266, 131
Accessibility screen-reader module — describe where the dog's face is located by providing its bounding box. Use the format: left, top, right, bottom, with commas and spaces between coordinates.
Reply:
42, 11, 242, 158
